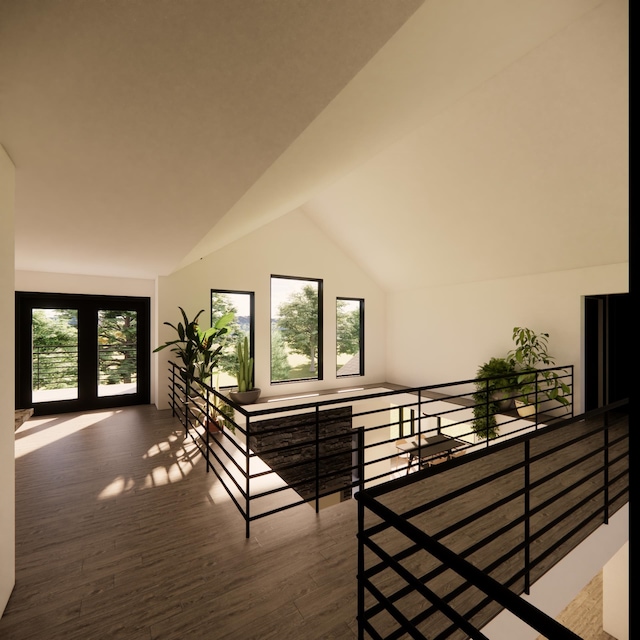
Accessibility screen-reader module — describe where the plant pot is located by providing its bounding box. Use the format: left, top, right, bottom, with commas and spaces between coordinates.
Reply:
515, 399, 536, 418
492, 390, 514, 411
207, 416, 225, 433
229, 388, 261, 405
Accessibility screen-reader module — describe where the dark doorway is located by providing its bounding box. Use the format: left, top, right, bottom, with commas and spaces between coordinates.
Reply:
584, 293, 629, 411
16, 292, 150, 415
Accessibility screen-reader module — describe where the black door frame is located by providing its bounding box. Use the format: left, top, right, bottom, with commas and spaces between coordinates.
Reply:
16, 292, 150, 415
584, 292, 629, 411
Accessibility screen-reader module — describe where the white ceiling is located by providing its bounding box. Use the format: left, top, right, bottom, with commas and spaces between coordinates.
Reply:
2, 0, 628, 290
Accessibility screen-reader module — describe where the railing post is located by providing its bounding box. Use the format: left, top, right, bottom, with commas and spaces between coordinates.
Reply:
357, 494, 365, 640
205, 386, 210, 473
182, 373, 190, 437
534, 374, 540, 430
524, 439, 531, 594
570, 366, 575, 418
357, 427, 365, 493
604, 409, 609, 525
246, 414, 251, 539
315, 406, 320, 514
170, 363, 176, 417
484, 378, 490, 447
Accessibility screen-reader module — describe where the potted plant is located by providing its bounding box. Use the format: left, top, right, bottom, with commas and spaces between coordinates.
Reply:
229, 336, 261, 405
507, 326, 571, 417
476, 357, 517, 410
471, 357, 517, 440
207, 375, 236, 433
154, 306, 234, 397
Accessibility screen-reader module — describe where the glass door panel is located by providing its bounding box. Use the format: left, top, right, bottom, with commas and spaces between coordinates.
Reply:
31, 308, 79, 403
97, 309, 138, 397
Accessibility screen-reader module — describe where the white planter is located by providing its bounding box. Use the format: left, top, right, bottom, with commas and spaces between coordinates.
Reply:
515, 399, 536, 418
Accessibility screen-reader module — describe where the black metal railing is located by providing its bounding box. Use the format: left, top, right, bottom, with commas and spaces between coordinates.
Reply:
97, 342, 137, 386
165, 361, 574, 538
32, 344, 78, 390
32, 343, 137, 390
355, 400, 628, 639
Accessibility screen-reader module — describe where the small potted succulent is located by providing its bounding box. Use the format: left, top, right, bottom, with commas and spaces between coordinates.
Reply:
229, 336, 261, 405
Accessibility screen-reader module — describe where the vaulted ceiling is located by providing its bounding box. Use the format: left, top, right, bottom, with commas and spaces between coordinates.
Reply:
1, 0, 628, 290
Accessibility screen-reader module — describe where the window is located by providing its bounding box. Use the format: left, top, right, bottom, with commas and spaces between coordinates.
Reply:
211, 289, 255, 388
271, 275, 323, 383
336, 298, 364, 377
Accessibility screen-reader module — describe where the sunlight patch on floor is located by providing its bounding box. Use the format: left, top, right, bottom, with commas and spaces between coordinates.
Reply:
15, 410, 121, 458
141, 436, 202, 489
98, 475, 136, 499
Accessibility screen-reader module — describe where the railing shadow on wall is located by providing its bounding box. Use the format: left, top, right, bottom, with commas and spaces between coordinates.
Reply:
355, 399, 628, 639
165, 361, 574, 539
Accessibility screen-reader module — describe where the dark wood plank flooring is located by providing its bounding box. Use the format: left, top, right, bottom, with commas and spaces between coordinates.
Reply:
1, 405, 624, 639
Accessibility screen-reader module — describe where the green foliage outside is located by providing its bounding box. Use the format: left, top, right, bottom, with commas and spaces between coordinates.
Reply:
32, 308, 139, 391
211, 293, 245, 379
336, 300, 361, 373
270, 328, 291, 381
32, 309, 78, 390
276, 285, 319, 378
98, 310, 137, 385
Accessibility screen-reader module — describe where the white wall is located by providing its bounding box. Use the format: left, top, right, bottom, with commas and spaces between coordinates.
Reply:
156, 208, 386, 409
15, 270, 157, 404
603, 541, 628, 639
386, 262, 628, 413
0, 145, 16, 615
15, 270, 155, 298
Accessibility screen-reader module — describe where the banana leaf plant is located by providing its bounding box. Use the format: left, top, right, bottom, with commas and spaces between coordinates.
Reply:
154, 306, 234, 394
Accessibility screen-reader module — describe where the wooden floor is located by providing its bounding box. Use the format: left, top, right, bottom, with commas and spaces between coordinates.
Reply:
0, 405, 622, 639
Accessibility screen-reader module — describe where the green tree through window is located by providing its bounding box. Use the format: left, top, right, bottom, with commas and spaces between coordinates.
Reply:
271, 276, 322, 382
98, 310, 137, 390
211, 290, 254, 387
336, 298, 364, 377
32, 308, 78, 391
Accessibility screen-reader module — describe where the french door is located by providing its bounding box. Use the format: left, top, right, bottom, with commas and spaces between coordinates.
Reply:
16, 292, 150, 415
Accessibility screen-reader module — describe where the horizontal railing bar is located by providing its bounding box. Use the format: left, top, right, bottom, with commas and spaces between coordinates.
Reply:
357, 492, 583, 640
361, 535, 493, 640
203, 443, 248, 499
360, 401, 613, 502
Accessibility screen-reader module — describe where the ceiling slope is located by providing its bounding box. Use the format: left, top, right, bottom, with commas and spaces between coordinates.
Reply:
2, 0, 627, 288
304, 0, 629, 291
1, 0, 423, 278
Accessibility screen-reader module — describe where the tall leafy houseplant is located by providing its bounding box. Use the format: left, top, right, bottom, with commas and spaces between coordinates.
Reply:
154, 307, 234, 395
471, 357, 517, 440
507, 327, 571, 417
